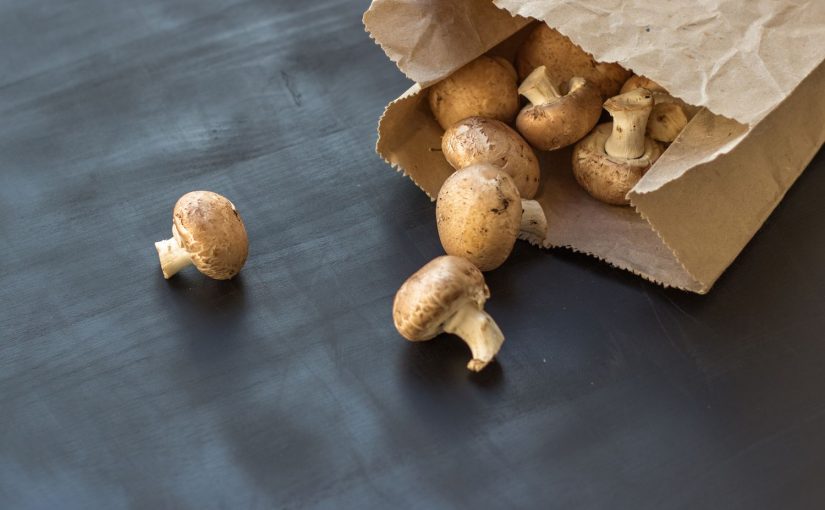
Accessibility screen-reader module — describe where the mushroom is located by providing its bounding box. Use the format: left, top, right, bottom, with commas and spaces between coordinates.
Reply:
428, 55, 520, 130
436, 163, 547, 271
155, 191, 249, 279
516, 24, 631, 99
441, 116, 540, 199
572, 88, 663, 205
515, 66, 602, 151
393, 255, 504, 371
620, 74, 697, 143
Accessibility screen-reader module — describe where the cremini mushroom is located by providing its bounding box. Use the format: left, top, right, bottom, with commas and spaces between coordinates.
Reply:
155, 191, 249, 279
572, 89, 663, 205
436, 163, 547, 271
516, 24, 630, 99
441, 116, 540, 199
393, 255, 504, 372
620, 75, 696, 143
515, 66, 602, 151
428, 55, 519, 130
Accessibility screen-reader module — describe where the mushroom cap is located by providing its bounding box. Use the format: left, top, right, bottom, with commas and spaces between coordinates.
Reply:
516, 77, 602, 151
647, 102, 689, 143
436, 164, 521, 271
441, 116, 540, 199
172, 191, 249, 279
516, 24, 630, 99
428, 56, 520, 130
620, 75, 668, 95
392, 255, 489, 342
572, 123, 663, 205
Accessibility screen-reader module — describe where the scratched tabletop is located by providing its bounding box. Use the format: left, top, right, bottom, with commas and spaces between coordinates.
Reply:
2, 1, 825, 508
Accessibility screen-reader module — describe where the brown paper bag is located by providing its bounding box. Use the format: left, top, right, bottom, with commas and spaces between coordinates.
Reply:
364, 0, 825, 293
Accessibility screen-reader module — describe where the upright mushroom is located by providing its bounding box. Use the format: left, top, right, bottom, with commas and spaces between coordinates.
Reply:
620, 75, 697, 143
155, 191, 249, 279
428, 55, 520, 130
572, 89, 663, 205
516, 66, 602, 151
516, 24, 630, 99
441, 116, 540, 199
393, 255, 504, 372
436, 164, 547, 271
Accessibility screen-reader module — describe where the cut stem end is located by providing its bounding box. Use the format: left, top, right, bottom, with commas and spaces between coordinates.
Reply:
444, 304, 505, 372
155, 237, 192, 279
518, 66, 561, 106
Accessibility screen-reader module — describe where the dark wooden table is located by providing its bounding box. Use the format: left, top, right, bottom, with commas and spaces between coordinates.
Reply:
2, 1, 824, 508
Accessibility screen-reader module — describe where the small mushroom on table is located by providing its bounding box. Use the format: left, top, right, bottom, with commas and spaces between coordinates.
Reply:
620, 75, 696, 143
516, 66, 602, 151
441, 116, 540, 199
572, 88, 663, 206
436, 163, 547, 271
155, 191, 249, 279
516, 23, 630, 99
393, 255, 504, 372
428, 55, 520, 130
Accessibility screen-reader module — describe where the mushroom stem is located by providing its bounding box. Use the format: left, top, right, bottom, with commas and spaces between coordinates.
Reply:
519, 199, 547, 242
443, 303, 505, 372
518, 66, 561, 106
155, 237, 192, 279
604, 88, 654, 160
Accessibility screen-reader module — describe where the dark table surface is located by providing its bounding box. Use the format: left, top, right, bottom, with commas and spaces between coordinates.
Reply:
2, 1, 825, 508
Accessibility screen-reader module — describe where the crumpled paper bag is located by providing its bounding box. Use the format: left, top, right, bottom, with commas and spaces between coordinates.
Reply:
364, 0, 825, 293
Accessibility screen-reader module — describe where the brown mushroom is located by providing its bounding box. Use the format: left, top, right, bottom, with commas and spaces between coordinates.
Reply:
155, 191, 249, 279
441, 116, 540, 199
428, 55, 519, 130
620, 75, 696, 143
436, 164, 547, 270
393, 255, 504, 371
516, 66, 602, 151
572, 89, 663, 205
516, 24, 631, 99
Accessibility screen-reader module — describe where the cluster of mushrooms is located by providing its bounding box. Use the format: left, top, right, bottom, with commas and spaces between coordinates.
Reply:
393, 24, 695, 371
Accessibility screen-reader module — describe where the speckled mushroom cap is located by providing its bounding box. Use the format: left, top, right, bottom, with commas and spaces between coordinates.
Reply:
516, 24, 631, 99
516, 76, 602, 151
172, 191, 249, 279
441, 117, 540, 199
392, 255, 490, 341
572, 123, 663, 205
436, 164, 521, 271
428, 56, 520, 130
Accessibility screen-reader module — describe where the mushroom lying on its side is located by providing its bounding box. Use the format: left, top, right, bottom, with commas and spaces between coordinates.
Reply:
436, 164, 547, 271
428, 56, 519, 130
620, 75, 697, 143
441, 116, 540, 199
155, 191, 249, 279
393, 255, 504, 372
516, 66, 602, 151
572, 89, 663, 206
516, 24, 630, 99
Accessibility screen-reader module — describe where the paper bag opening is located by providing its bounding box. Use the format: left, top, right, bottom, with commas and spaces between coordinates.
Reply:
366, 0, 825, 293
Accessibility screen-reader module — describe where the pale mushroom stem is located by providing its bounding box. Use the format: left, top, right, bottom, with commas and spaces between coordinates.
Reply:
604, 88, 654, 160
155, 237, 192, 279
519, 199, 547, 242
443, 303, 505, 372
518, 66, 561, 106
